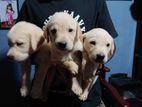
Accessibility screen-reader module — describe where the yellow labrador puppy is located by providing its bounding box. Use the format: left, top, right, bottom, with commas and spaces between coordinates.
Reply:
43, 12, 83, 97
7, 21, 49, 98
79, 28, 116, 101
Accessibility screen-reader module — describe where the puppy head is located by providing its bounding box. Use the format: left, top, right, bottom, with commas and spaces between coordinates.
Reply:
7, 21, 44, 62
44, 12, 83, 52
83, 28, 115, 64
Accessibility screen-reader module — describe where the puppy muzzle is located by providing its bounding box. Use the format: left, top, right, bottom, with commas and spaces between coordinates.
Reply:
56, 42, 67, 50
7, 54, 14, 60
95, 53, 105, 63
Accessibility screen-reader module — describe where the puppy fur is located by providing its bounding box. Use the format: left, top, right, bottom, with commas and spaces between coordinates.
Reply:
43, 12, 84, 98
79, 28, 116, 101
7, 21, 49, 98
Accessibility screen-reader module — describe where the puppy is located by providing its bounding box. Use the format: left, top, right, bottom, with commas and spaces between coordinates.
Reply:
7, 21, 49, 98
79, 28, 116, 101
42, 12, 83, 97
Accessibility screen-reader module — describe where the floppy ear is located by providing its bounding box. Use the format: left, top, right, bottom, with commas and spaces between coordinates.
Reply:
30, 31, 45, 51
43, 27, 50, 43
83, 34, 86, 42
73, 24, 83, 51
108, 39, 116, 60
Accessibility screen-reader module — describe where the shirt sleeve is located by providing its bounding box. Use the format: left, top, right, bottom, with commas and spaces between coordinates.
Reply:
17, 2, 28, 22
17, 0, 35, 23
17, 0, 45, 28
96, 0, 118, 38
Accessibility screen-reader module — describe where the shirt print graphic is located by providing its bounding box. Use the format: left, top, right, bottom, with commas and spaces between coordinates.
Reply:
43, 10, 86, 33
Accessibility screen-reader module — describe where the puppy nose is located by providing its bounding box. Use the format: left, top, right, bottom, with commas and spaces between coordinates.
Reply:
57, 42, 67, 50
7, 55, 14, 60
96, 54, 105, 63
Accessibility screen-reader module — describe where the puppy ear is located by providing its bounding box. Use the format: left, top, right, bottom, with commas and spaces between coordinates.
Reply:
43, 27, 50, 43
83, 35, 86, 42
30, 31, 45, 51
73, 24, 83, 51
108, 39, 116, 60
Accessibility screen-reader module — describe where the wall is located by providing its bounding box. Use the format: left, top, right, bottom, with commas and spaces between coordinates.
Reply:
106, 1, 136, 79
0, 0, 136, 105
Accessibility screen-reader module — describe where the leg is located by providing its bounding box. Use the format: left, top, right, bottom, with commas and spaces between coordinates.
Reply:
30, 64, 49, 99
20, 59, 31, 97
79, 79, 92, 101
80, 76, 99, 101
72, 77, 82, 96
81, 79, 102, 107
42, 66, 56, 100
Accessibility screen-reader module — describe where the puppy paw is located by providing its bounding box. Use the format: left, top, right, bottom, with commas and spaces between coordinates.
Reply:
20, 86, 28, 97
79, 92, 88, 101
69, 63, 78, 75
72, 83, 82, 96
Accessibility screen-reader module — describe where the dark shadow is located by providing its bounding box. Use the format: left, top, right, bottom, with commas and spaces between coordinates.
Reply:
130, 0, 142, 21
130, 0, 142, 82
0, 56, 81, 107
0, 56, 29, 107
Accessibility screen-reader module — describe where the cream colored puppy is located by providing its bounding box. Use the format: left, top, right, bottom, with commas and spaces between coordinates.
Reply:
7, 21, 49, 98
79, 28, 116, 101
43, 12, 83, 97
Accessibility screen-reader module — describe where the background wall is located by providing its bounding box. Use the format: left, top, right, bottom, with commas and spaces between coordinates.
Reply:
0, 0, 136, 105
106, 1, 136, 79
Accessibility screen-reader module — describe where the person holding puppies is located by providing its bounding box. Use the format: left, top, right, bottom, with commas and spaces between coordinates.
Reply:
17, 0, 118, 107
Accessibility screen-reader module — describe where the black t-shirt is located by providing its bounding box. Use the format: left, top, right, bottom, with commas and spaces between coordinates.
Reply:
17, 0, 118, 107
18, 0, 118, 38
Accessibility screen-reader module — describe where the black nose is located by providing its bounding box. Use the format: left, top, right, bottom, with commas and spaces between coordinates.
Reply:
7, 55, 14, 60
56, 42, 67, 50
96, 54, 105, 63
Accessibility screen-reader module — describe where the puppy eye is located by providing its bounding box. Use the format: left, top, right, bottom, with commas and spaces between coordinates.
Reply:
51, 28, 57, 34
106, 43, 110, 47
16, 42, 23, 46
90, 41, 96, 45
68, 28, 73, 32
